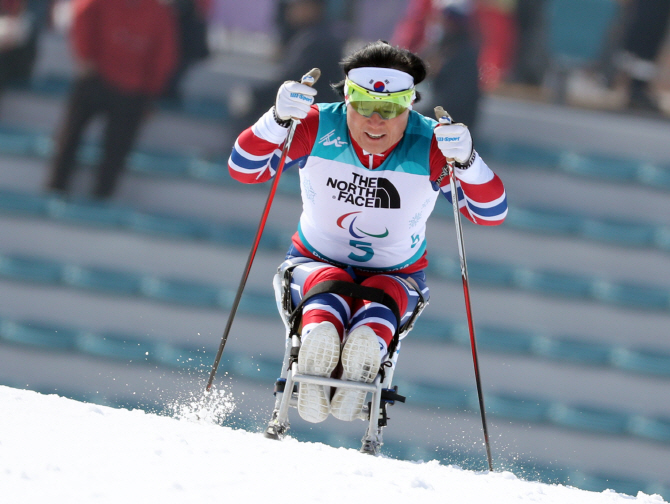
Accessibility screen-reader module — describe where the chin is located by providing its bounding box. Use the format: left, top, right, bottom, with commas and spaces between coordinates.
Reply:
360, 138, 388, 154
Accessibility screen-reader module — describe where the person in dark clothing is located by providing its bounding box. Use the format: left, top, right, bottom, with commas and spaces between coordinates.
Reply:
231, 0, 345, 133
425, 3, 481, 131
617, 0, 670, 111
46, 0, 177, 200
162, 0, 211, 104
0, 0, 50, 93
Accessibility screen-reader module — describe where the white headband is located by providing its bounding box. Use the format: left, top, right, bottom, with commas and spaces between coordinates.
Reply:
347, 67, 415, 93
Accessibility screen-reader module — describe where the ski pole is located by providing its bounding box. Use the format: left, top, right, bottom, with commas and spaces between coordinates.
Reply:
206, 68, 321, 392
435, 106, 494, 472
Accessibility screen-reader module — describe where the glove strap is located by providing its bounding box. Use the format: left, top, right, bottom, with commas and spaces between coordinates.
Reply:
272, 106, 292, 128
455, 149, 477, 170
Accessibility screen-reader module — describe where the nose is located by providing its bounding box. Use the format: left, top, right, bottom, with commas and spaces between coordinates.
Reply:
367, 112, 386, 124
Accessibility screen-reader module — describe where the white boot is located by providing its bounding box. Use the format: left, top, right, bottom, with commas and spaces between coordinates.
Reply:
296, 321, 340, 423
331, 325, 381, 422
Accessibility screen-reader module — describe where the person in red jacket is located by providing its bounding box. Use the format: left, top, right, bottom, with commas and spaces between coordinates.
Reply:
46, 0, 178, 199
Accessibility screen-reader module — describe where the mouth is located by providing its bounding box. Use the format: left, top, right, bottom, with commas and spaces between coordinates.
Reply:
365, 132, 385, 140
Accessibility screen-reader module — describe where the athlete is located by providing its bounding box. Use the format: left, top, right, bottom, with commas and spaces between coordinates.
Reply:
228, 41, 507, 424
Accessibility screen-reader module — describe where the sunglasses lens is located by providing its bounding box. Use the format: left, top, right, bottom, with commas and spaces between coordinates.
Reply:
350, 101, 406, 119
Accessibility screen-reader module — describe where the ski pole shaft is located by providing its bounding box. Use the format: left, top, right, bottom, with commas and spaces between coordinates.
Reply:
206, 69, 321, 392
435, 106, 494, 472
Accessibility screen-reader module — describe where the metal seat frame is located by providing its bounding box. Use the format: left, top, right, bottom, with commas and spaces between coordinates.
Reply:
263, 258, 427, 455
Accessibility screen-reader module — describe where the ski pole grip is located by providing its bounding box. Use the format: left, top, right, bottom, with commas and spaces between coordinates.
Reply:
434, 106, 453, 125
435, 106, 456, 165
301, 68, 321, 87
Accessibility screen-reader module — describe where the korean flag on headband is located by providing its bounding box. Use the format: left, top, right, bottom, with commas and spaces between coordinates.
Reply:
370, 79, 391, 92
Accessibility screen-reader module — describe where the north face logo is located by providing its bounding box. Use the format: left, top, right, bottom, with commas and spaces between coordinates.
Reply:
326, 173, 401, 208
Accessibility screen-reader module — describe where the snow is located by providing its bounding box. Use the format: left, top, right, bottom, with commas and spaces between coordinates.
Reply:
0, 385, 666, 504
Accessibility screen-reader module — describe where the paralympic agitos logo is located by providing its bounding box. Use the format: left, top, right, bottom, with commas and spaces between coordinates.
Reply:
337, 211, 389, 239
326, 172, 401, 208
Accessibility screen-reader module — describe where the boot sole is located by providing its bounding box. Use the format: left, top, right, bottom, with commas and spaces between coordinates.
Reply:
331, 325, 381, 421
296, 322, 340, 423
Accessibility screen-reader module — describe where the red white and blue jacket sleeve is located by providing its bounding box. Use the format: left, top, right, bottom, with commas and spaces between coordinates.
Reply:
429, 139, 507, 226
228, 106, 319, 183
229, 106, 507, 227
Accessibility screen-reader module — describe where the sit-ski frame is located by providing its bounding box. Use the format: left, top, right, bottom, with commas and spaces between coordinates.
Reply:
263, 259, 426, 455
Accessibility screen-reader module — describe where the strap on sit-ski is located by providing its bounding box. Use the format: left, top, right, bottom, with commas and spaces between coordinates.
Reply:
288, 280, 403, 356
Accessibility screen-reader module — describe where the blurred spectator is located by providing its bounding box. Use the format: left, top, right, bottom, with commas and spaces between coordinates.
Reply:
0, 0, 51, 93
391, 0, 439, 53
46, 0, 178, 200
162, 0, 212, 104
230, 0, 345, 130
474, 0, 518, 91
392, 0, 519, 92
509, 0, 548, 86
615, 0, 670, 111
427, 1, 481, 130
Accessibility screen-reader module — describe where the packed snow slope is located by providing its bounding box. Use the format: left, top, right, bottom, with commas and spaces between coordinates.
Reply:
0, 386, 666, 504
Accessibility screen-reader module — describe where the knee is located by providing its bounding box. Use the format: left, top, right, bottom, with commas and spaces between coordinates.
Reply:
360, 276, 408, 313
305, 266, 354, 291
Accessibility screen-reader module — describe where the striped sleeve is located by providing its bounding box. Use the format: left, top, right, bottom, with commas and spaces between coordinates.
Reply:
228, 106, 319, 184
430, 139, 507, 226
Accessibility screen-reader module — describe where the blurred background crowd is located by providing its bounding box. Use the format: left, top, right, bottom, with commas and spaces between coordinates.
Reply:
2, 0, 670, 500
2, 0, 669, 199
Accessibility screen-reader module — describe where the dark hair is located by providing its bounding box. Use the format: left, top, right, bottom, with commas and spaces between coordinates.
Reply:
331, 40, 428, 103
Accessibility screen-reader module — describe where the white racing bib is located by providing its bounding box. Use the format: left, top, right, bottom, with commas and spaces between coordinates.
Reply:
296, 103, 439, 272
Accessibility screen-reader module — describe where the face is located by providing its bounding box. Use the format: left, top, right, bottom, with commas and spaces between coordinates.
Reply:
346, 104, 410, 154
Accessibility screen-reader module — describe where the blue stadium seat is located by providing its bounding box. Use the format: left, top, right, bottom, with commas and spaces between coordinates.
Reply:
187, 158, 230, 183
569, 471, 652, 498
402, 380, 469, 410
427, 257, 461, 281
548, 403, 629, 434
29, 74, 71, 96
559, 152, 638, 182
225, 354, 281, 382
412, 318, 463, 343
475, 327, 535, 354
531, 336, 611, 365
76, 332, 154, 361
0, 320, 77, 349
0, 127, 38, 156
514, 268, 592, 298
128, 213, 209, 240
237, 289, 279, 316
545, 0, 620, 102
0, 190, 49, 216
654, 227, 670, 251
61, 265, 143, 295
0, 254, 63, 283
610, 347, 670, 376
591, 280, 670, 309
477, 140, 561, 169
140, 276, 222, 307
579, 218, 656, 247
628, 416, 670, 443
47, 198, 135, 228
152, 342, 209, 370
468, 260, 516, 287
637, 162, 670, 190
128, 150, 191, 177
547, 0, 619, 62
180, 97, 228, 121
505, 207, 581, 234
486, 394, 550, 422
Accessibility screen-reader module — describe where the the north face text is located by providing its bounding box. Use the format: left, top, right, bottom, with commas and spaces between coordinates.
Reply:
326, 173, 401, 208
